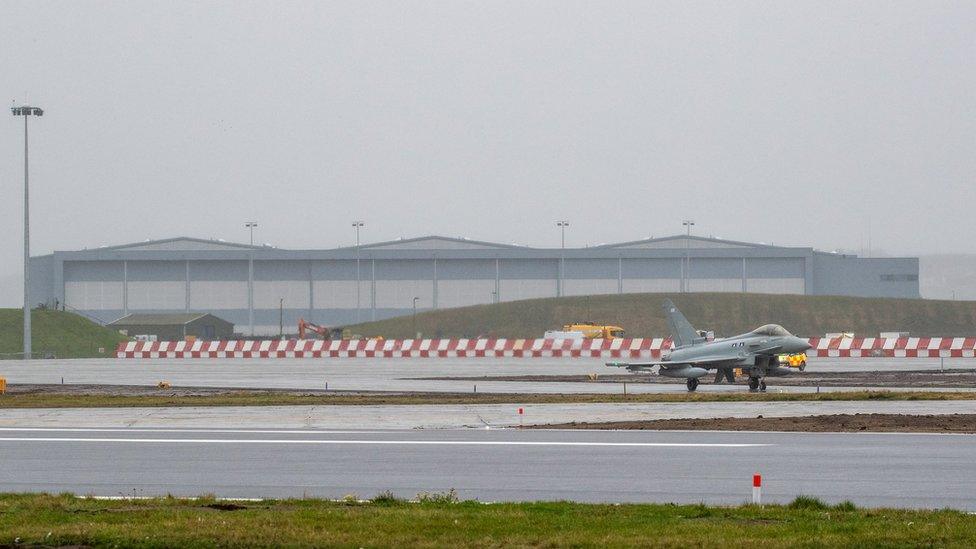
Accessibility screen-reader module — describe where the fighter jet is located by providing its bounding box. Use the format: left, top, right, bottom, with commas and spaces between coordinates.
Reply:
607, 298, 812, 392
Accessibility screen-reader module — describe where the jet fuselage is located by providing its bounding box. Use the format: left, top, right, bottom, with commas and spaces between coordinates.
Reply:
666, 330, 812, 366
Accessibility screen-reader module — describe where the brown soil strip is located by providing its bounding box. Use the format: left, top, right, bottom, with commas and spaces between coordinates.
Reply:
529, 413, 976, 433
4, 384, 976, 408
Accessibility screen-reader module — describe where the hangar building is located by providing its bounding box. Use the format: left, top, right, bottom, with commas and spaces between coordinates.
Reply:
107, 313, 234, 341
29, 235, 920, 335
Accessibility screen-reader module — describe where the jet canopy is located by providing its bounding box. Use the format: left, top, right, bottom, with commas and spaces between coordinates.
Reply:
751, 324, 792, 337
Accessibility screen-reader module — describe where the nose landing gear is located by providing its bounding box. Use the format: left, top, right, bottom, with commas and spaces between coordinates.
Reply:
749, 357, 770, 392
748, 377, 767, 392
686, 378, 699, 392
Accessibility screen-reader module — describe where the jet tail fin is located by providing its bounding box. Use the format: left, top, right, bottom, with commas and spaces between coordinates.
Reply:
662, 298, 700, 348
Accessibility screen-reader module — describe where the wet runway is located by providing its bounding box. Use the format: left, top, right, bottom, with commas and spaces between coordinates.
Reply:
0, 426, 972, 509
0, 357, 969, 394
0, 400, 972, 430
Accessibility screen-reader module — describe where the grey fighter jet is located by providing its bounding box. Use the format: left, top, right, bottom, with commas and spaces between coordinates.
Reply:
607, 299, 812, 392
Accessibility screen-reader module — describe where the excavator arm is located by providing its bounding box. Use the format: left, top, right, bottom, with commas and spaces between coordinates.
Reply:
297, 318, 332, 340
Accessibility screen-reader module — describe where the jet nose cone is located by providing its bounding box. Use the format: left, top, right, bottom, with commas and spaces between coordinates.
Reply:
796, 337, 812, 352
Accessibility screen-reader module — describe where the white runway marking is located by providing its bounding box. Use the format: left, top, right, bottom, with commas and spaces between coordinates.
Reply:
0, 437, 770, 448
0, 427, 385, 435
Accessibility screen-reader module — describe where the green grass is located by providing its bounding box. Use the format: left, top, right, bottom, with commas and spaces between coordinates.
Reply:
345, 292, 976, 338
0, 390, 973, 408
0, 493, 972, 547
0, 309, 127, 359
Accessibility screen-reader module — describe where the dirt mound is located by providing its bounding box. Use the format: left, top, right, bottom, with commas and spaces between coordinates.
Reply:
532, 413, 976, 433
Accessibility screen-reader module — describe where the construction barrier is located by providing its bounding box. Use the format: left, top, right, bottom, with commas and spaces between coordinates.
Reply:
115, 336, 976, 359
116, 337, 670, 359
807, 336, 976, 358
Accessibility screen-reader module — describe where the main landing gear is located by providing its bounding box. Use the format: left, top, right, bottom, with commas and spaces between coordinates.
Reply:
748, 377, 767, 392
749, 357, 770, 392
686, 378, 700, 392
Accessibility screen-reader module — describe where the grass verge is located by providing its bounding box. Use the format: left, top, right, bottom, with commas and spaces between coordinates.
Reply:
1, 389, 975, 408
344, 292, 976, 339
0, 309, 126, 359
0, 493, 971, 548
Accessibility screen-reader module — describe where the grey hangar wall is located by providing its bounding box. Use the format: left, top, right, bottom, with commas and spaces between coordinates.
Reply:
29, 235, 920, 335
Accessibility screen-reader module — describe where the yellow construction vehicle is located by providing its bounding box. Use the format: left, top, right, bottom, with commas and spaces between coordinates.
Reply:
777, 353, 807, 371
562, 323, 625, 339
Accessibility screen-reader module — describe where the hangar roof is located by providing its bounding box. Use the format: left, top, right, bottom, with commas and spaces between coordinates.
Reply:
359, 235, 527, 251
59, 234, 798, 253
108, 313, 216, 326
89, 237, 264, 252
596, 235, 793, 250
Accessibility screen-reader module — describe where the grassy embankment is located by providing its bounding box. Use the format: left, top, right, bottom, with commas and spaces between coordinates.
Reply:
0, 493, 972, 547
1, 390, 974, 408
345, 292, 976, 339
0, 309, 126, 359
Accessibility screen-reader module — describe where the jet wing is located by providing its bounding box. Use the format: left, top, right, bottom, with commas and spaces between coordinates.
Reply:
606, 360, 670, 372
607, 356, 739, 372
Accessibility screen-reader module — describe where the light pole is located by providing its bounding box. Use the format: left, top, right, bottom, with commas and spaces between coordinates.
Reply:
244, 221, 258, 245
278, 297, 284, 339
556, 220, 569, 297
11, 105, 43, 360
412, 296, 420, 337
682, 220, 695, 293
352, 221, 365, 323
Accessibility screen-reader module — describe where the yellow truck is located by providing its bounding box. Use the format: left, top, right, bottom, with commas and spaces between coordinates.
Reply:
777, 353, 807, 371
562, 323, 626, 339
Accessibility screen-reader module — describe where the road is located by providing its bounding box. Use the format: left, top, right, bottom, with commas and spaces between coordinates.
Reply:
0, 427, 972, 509
0, 357, 969, 394
1, 400, 974, 430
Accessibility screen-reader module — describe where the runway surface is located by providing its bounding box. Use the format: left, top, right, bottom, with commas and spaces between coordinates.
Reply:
0, 427, 972, 509
0, 357, 969, 394
2, 400, 974, 430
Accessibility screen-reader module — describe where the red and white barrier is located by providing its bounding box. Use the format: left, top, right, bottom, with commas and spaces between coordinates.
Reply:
116, 336, 976, 359
806, 336, 976, 358
116, 337, 672, 359
116, 338, 671, 358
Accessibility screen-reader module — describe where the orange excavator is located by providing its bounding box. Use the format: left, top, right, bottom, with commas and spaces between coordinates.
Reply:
298, 318, 338, 340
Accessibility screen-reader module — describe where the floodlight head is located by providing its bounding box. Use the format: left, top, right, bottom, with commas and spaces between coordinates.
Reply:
11, 106, 43, 116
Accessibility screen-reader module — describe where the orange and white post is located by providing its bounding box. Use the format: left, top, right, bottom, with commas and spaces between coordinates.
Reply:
752, 473, 762, 504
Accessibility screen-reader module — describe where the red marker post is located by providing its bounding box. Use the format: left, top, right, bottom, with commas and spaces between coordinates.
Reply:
518, 407, 524, 428
752, 473, 762, 505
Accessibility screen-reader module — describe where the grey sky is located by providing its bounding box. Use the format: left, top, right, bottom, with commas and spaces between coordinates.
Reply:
1, 1, 974, 305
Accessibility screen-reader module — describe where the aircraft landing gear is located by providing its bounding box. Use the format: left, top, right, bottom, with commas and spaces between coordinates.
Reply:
686, 378, 699, 392
714, 368, 735, 384
748, 377, 766, 392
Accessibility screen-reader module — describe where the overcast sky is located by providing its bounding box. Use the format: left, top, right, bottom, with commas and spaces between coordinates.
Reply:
1, 1, 974, 304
